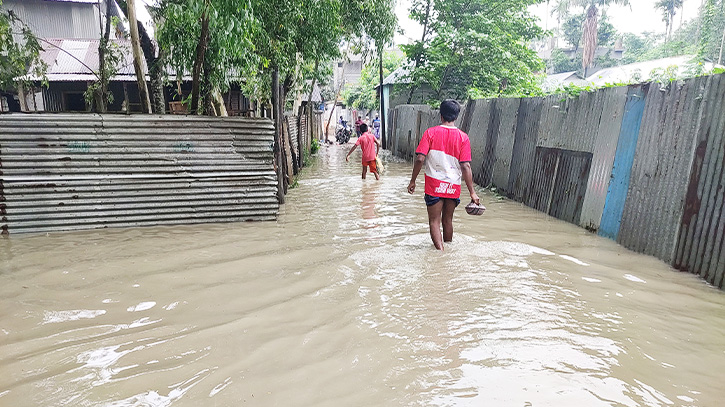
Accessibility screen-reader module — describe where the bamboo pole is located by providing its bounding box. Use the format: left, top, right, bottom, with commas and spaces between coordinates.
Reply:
127, 0, 152, 114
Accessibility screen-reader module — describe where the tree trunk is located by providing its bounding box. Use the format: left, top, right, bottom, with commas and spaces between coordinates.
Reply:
407, 0, 432, 104
281, 74, 294, 111
378, 43, 386, 148
202, 55, 215, 115
95, 0, 112, 113
719, 22, 725, 65
17, 83, 28, 112
118, 0, 165, 113
213, 91, 228, 116
272, 68, 285, 204
582, 4, 598, 72
665, 19, 670, 43
127, 0, 152, 113
191, 6, 210, 115
149, 50, 166, 114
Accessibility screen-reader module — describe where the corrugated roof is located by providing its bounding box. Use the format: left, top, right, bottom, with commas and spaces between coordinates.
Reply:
31, 38, 143, 81
543, 55, 725, 90
585, 55, 721, 85
382, 66, 411, 86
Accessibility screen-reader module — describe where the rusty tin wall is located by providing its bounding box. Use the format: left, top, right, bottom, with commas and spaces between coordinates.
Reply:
0, 114, 278, 235
674, 74, 725, 288
387, 74, 725, 288
578, 87, 628, 231
507, 97, 543, 201
462, 100, 494, 186
618, 78, 708, 263
392, 105, 433, 159
299, 112, 308, 156
488, 98, 520, 190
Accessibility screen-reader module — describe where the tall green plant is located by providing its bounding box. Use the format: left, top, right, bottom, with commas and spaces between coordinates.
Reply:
156, 0, 259, 114
0, 1, 47, 109
402, 0, 545, 100
655, 0, 684, 41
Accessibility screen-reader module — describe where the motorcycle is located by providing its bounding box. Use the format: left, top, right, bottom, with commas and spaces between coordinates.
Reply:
335, 124, 352, 144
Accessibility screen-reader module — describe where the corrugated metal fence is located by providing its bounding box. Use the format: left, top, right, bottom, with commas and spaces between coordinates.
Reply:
0, 114, 279, 235
390, 73, 725, 288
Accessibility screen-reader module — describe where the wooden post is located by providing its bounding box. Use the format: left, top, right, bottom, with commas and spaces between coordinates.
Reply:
127, 0, 152, 113
272, 68, 285, 204
378, 43, 386, 149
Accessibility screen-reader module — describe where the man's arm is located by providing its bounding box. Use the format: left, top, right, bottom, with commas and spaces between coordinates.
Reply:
408, 153, 426, 194
375, 137, 381, 156
345, 144, 357, 162
461, 162, 480, 204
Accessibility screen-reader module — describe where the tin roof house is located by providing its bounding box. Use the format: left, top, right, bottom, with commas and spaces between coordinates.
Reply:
1, 0, 252, 115
0, 0, 146, 112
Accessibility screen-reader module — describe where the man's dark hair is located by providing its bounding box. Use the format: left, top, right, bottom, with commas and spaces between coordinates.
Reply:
440, 99, 461, 122
359, 123, 368, 133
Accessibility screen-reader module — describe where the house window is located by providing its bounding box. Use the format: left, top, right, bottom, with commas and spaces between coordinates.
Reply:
337, 62, 343, 68
63, 92, 86, 111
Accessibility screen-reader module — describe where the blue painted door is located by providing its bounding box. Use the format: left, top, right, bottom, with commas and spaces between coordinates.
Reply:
599, 87, 647, 240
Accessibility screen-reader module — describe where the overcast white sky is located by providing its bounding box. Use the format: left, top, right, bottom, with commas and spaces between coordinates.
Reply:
394, 0, 703, 45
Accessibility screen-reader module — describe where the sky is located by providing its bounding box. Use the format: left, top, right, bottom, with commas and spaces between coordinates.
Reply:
394, 0, 703, 45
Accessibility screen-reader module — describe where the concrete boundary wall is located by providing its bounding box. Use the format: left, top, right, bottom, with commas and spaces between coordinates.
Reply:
389, 73, 725, 288
0, 114, 279, 235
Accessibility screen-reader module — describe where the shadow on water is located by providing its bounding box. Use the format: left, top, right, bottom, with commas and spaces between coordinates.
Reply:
0, 142, 724, 407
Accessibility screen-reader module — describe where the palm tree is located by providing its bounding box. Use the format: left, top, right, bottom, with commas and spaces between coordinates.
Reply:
655, 0, 684, 41
551, 0, 571, 47
559, 0, 630, 72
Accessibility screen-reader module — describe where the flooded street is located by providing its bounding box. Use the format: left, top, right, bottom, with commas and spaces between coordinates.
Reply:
2, 143, 725, 407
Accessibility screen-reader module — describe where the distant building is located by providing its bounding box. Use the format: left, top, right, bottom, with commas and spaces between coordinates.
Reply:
332, 56, 363, 95
4, 0, 102, 39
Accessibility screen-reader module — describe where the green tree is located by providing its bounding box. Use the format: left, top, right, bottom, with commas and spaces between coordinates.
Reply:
403, 0, 545, 100
561, 11, 615, 49
549, 48, 581, 73
655, 0, 683, 41
620, 32, 659, 64
562, 13, 585, 49
0, 0, 47, 109
156, 0, 259, 115
698, 0, 725, 64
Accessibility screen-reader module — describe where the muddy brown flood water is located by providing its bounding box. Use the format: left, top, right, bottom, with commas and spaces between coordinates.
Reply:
1, 143, 725, 407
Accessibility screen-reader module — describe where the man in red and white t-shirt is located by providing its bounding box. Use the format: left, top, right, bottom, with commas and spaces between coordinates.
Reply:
407, 100, 480, 250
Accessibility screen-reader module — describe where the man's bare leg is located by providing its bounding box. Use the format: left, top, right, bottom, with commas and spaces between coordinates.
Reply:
373, 170, 380, 180
362, 166, 367, 179
427, 201, 444, 250
442, 199, 457, 242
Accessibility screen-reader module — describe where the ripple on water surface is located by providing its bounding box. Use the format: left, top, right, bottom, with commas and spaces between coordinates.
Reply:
1, 146, 724, 407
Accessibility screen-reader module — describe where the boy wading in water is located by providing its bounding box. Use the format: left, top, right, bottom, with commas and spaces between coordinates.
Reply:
407, 100, 480, 250
346, 123, 381, 180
